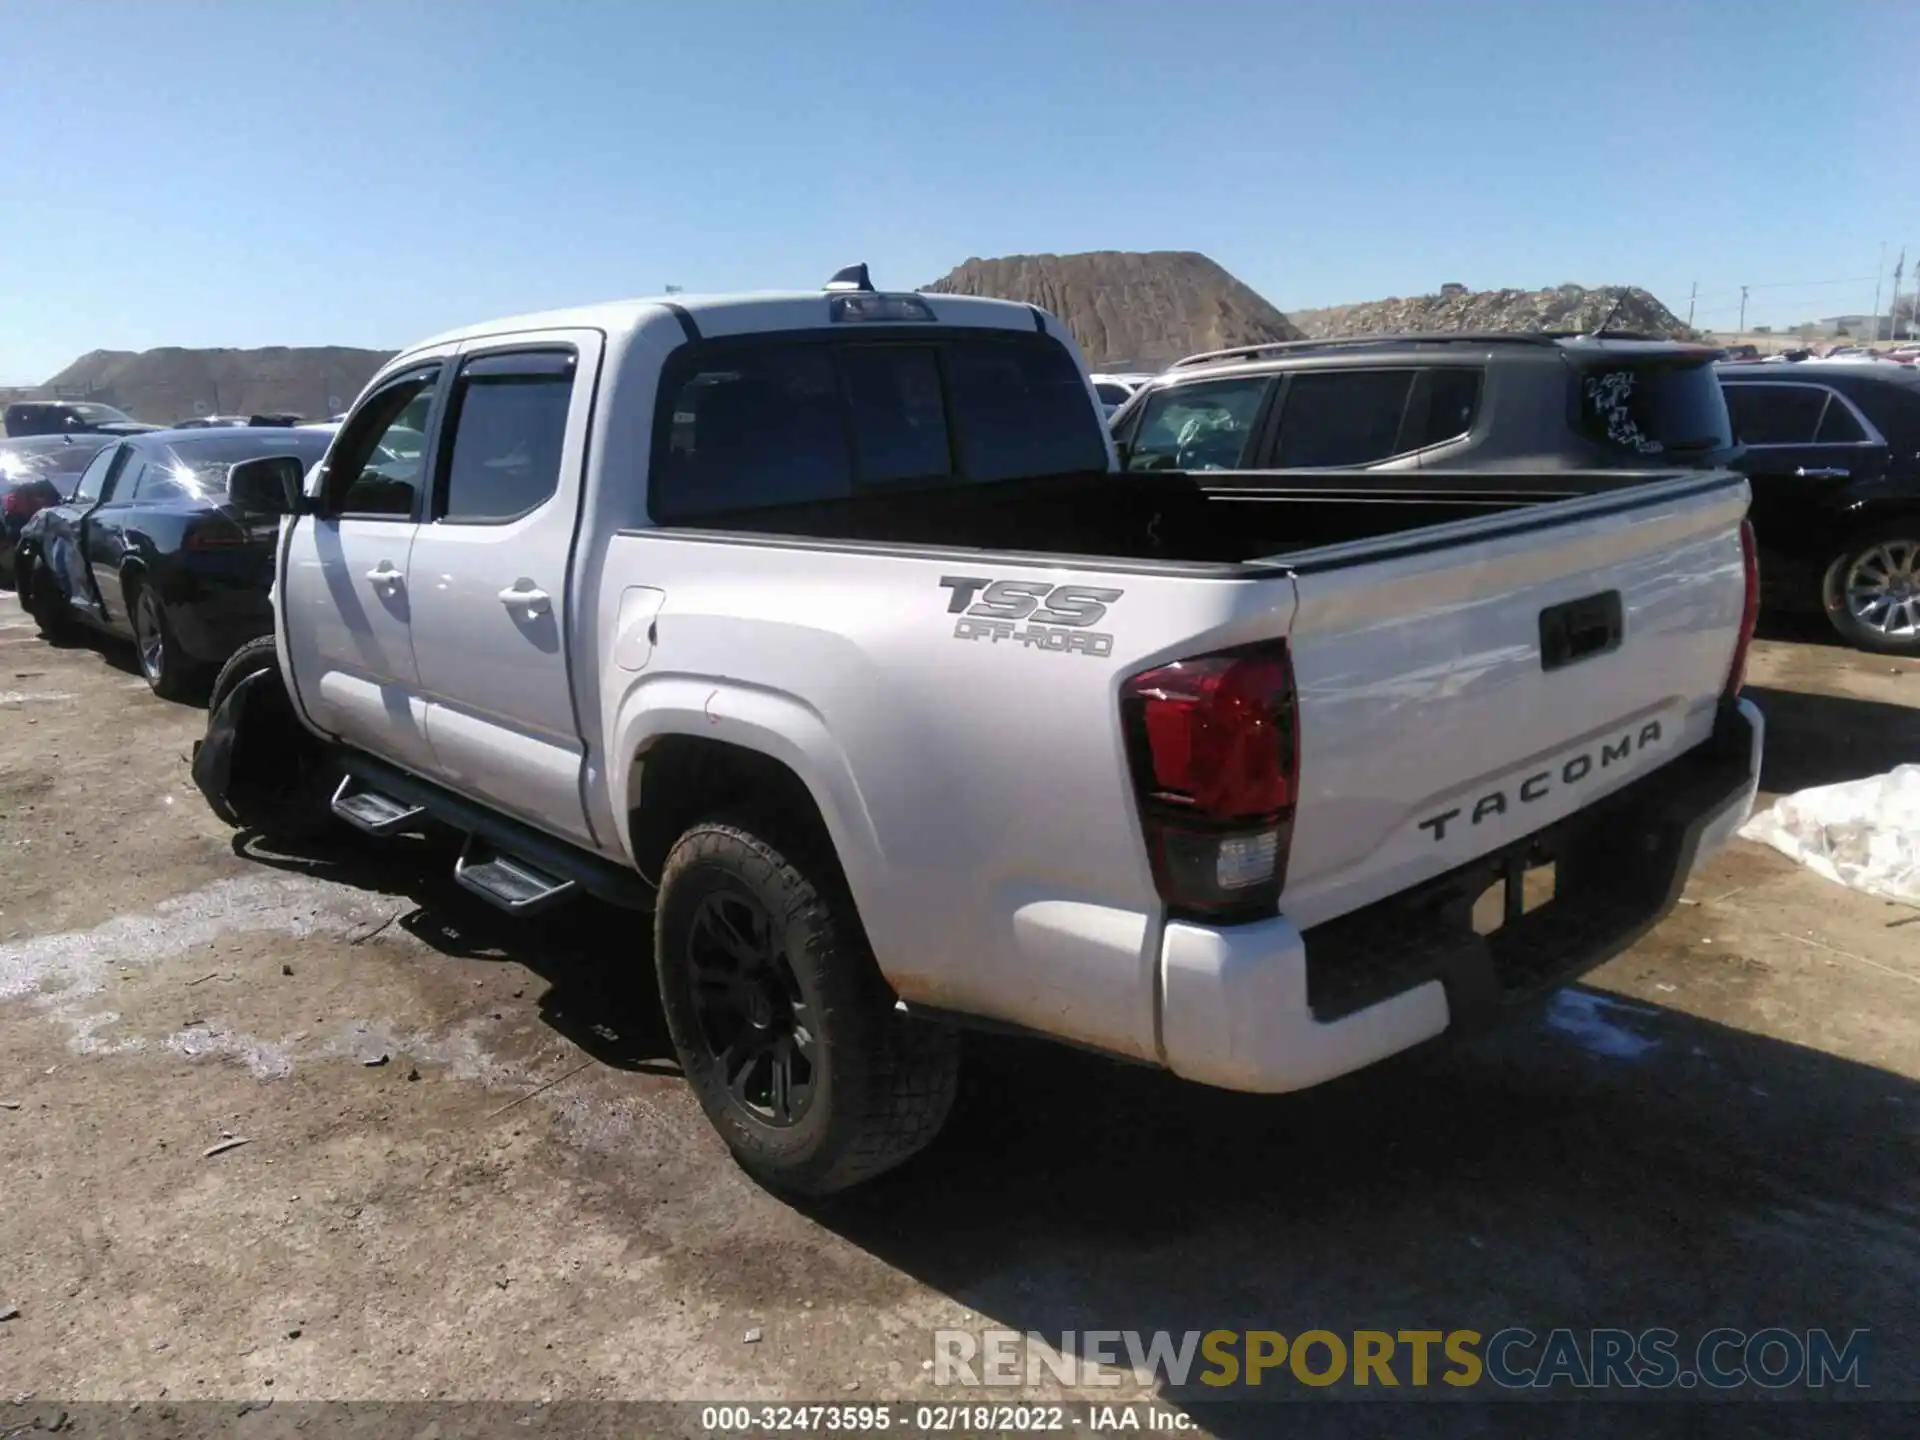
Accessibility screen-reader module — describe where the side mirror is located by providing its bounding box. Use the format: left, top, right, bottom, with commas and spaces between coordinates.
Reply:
228, 455, 309, 516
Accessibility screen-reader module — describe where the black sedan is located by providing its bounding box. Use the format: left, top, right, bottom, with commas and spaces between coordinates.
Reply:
1719, 362, 1920, 654
14, 427, 331, 698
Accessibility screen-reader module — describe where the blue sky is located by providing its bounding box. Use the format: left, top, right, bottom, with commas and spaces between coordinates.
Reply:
2, 0, 1914, 381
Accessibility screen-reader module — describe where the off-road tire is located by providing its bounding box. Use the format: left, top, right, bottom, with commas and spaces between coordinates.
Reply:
654, 815, 959, 1195
210, 635, 283, 715
206, 636, 339, 842
1822, 523, 1920, 657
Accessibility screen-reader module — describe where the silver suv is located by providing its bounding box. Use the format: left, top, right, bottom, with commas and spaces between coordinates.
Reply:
1108, 332, 1739, 478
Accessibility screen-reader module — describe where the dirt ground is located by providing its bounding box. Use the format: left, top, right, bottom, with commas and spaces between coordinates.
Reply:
1, 591, 1916, 1423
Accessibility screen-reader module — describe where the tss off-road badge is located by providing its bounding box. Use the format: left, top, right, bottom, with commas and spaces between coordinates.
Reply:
939, 576, 1123, 657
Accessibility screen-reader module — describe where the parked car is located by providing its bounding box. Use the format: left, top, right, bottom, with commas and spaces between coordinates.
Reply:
13, 426, 332, 697
190, 269, 1761, 1195
4, 399, 160, 438
1, 434, 117, 580
1106, 332, 1740, 481
174, 413, 305, 429
1718, 361, 1920, 653
1088, 370, 1156, 418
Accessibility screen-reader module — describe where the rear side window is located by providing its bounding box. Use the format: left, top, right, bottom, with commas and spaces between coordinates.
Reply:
1722, 384, 1828, 445
1123, 376, 1271, 471
1412, 368, 1482, 449
1095, 382, 1132, 405
1275, 370, 1416, 467
1576, 360, 1733, 456
650, 334, 1105, 521
437, 351, 576, 522
1815, 395, 1868, 443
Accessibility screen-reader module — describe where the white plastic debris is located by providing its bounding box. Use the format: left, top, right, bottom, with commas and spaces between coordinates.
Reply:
1739, 765, 1920, 908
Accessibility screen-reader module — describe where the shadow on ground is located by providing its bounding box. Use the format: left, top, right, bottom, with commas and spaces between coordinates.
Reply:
230, 825, 1920, 1428
234, 827, 676, 1076
1746, 684, 1920, 792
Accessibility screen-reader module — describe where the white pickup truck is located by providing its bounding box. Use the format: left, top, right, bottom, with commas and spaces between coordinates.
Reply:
194, 268, 1764, 1194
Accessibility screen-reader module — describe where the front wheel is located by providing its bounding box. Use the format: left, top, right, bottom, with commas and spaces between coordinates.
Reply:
654, 816, 959, 1196
1823, 527, 1920, 655
131, 581, 210, 701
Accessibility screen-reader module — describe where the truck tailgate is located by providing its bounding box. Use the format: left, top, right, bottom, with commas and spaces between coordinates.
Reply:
1277, 472, 1751, 930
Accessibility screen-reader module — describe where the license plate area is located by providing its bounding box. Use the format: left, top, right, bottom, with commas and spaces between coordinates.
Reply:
1471, 855, 1557, 936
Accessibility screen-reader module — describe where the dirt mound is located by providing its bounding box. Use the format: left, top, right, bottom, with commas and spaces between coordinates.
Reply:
921, 251, 1302, 369
1290, 284, 1697, 341
36, 346, 397, 425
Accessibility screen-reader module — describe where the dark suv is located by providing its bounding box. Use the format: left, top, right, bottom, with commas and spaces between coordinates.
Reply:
1718, 361, 1920, 654
4, 400, 159, 439
1108, 332, 1737, 481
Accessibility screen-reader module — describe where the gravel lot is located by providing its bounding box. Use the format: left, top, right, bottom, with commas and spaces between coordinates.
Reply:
1, 589, 1916, 1421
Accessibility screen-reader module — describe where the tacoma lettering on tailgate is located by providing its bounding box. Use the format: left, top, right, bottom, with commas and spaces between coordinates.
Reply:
1417, 720, 1665, 843
939, 576, 1123, 658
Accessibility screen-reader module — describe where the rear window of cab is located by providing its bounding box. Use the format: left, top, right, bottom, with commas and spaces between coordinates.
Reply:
648, 332, 1108, 522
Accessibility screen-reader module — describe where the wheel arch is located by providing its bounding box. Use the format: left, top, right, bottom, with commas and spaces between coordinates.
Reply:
612, 679, 883, 904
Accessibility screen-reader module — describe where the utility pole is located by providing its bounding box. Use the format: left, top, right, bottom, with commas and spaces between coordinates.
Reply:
1873, 241, 1887, 337
1686, 280, 1697, 329
1892, 249, 1907, 341
1737, 285, 1749, 337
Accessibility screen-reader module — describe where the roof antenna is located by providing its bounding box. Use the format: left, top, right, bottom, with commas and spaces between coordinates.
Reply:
825, 263, 875, 293
1584, 291, 1628, 338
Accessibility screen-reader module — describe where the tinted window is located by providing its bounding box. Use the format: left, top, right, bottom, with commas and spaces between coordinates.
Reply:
656, 347, 852, 519
649, 335, 1105, 521
1276, 370, 1417, 467
439, 355, 574, 522
1815, 395, 1868, 443
324, 376, 438, 518
1577, 360, 1733, 455
1722, 384, 1829, 445
1836, 380, 1920, 457
133, 432, 331, 503
1414, 368, 1482, 449
840, 346, 950, 484
1095, 382, 1132, 406
1124, 377, 1271, 471
942, 339, 1107, 483
104, 455, 143, 503
68, 444, 122, 504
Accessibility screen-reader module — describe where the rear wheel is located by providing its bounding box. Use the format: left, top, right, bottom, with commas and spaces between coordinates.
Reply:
131, 580, 210, 701
1823, 526, 1920, 656
654, 815, 959, 1195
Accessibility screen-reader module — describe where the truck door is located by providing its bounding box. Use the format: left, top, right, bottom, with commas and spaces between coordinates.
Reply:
278, 361, 447, 775
402, 333, 600, 845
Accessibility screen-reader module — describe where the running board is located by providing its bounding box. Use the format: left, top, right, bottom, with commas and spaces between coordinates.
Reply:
331, 775, 428, 835
333, 750, 655, 911
454, 839, 578, 916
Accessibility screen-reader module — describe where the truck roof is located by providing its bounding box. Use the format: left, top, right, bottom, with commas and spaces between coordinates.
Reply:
406, 289, 1049, 360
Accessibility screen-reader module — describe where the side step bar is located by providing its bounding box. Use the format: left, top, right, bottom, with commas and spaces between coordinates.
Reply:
333, 751, 655, 912
331, 775, 428, 835
455, 838, 577, 916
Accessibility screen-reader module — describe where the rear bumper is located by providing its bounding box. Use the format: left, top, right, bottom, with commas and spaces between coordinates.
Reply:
167, 589, 274, 665
1159, 697, 1764, 1093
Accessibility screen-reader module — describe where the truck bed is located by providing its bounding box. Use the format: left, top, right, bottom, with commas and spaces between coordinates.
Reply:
682, 466, 1720, 568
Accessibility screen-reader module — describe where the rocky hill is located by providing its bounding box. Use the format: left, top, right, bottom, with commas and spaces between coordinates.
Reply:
1289, 284, 1697, 341
922, 251, 1302, 368
24, 346, 396, 425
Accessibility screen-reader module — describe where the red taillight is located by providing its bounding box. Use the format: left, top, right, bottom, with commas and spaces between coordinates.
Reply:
1120, 642, 1299, 919
1725, 518, 1760, 700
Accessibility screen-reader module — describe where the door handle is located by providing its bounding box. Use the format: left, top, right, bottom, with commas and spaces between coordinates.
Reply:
365, 563, 403, 587
498, 583, 551, 615
1795, 466, 1849, 479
